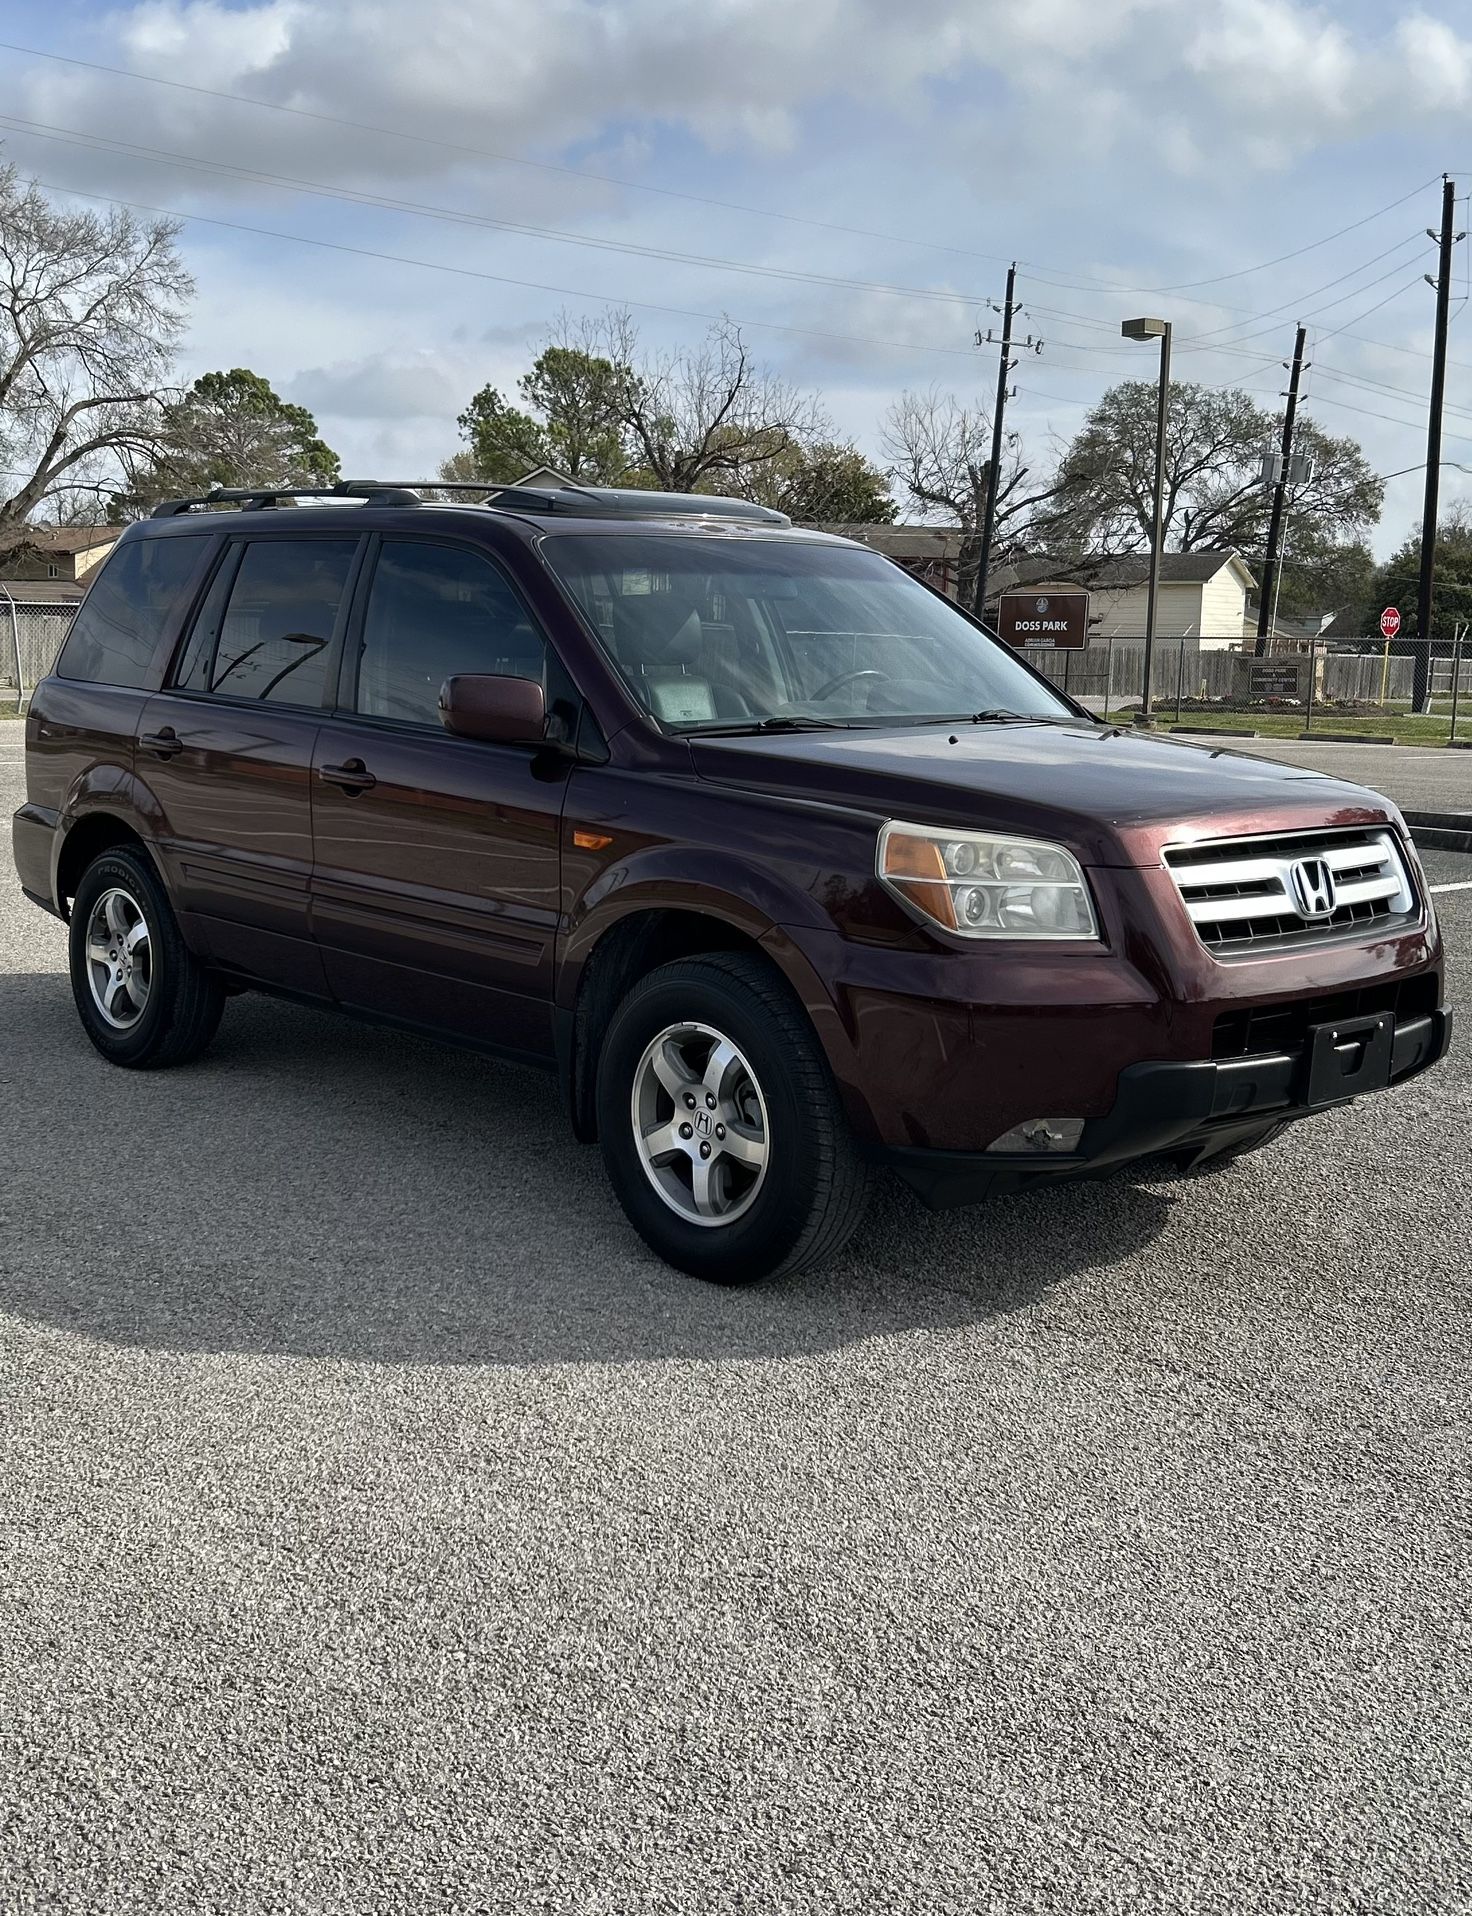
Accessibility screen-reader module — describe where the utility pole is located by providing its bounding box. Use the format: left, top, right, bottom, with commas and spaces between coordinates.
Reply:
974, 263, 1016, 626
1254, 323, 1309, 657
1415, 176, 1464, 712
974, 267, 1042, 623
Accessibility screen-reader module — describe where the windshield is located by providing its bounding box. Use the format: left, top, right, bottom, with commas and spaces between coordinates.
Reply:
540, 533, 1079, 730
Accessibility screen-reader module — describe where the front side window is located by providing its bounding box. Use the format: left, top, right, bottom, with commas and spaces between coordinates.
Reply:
179, 538, 357, 706
55, 534, 210, 689
353, 539, 545, 725
541, 533, 1076, 730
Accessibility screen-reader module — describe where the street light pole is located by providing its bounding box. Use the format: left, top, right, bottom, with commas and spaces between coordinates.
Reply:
1122, 316, 1172, 727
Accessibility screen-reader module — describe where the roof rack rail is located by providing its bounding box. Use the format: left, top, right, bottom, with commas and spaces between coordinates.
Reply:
482, 483, 791, 525
150, 479, 425, 518
148, 478, 792, 526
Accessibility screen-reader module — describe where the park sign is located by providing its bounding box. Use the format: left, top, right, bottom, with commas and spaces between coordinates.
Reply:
996, 587, 1090, 650
1380, 606, 1402, 641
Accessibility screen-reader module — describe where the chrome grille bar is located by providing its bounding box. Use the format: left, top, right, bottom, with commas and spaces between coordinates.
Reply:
1164, 828, 1417, 955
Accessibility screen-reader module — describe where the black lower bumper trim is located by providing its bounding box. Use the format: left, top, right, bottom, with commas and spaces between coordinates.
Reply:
881, 1009, 1454, 1209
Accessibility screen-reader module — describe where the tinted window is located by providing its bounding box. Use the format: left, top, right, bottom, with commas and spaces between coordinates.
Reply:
183, 538, 356, 706
55, 534, 209, 688
354, 540, 545, 725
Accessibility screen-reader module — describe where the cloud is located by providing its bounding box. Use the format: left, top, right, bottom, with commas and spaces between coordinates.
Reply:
286, 352, 463, 421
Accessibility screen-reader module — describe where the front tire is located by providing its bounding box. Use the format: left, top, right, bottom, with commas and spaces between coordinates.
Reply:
68, 846, 225, 1069
597, 953, 868, 1283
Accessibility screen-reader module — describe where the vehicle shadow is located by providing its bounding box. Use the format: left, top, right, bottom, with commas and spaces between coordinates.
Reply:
0, 973, 1175, 1366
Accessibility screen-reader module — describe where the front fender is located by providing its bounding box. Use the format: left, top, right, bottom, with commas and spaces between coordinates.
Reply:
556, 845, 877, 1139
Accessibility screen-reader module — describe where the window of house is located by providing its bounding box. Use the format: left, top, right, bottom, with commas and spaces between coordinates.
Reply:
54, 534, 211, 689
353, 540, 546, 726
176, 537, 358, 706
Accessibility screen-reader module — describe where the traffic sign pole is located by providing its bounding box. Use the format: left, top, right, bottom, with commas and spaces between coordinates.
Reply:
1379, 607, 1401, 706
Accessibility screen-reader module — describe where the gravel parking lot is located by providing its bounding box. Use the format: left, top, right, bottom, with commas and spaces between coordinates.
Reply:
2, 727, 1469, 1915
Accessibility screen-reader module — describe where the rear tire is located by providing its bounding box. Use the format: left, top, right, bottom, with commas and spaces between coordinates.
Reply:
69, 846, 225, 1069
596, 952, 868, 1283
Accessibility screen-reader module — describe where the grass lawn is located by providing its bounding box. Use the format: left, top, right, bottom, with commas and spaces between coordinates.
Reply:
1101, 706, 1469, 745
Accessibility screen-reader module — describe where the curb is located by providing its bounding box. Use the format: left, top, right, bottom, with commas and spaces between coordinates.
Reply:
1299, 730, 1396, 744
1169, 725, 1259, 738
1406, 809, 1472, 854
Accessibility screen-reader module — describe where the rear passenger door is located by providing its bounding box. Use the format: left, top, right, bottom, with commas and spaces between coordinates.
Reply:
137, 532, 364, 995
309, 535, 567, 1058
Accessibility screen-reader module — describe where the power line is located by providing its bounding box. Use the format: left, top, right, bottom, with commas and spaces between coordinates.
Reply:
0, 112, 986, 310
0, 39, 1447, 309
25, 174, 982, 362
0, 37, 1019, 268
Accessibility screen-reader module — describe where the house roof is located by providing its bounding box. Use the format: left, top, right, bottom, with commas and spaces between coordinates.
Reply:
817, 523, 963, 559
990, 549, 1256, 595
0, 577, 88, 604
0, 524, 119, 556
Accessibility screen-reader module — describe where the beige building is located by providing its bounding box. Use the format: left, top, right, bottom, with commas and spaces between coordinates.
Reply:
988, 551, 1257, 651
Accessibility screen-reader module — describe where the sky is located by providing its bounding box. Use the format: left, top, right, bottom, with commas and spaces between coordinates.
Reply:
4, 0, 1472, 557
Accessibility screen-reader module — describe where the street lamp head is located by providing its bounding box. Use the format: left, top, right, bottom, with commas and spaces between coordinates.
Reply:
1121, 316, 1169, 341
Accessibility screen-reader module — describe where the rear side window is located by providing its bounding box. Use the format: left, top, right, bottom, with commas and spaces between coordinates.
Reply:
176, 538, 357, 707
353, 540, 546, 725
55, 534, 210, 688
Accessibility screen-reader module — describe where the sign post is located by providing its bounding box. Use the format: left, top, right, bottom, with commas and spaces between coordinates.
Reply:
1379, 606, 1401, 707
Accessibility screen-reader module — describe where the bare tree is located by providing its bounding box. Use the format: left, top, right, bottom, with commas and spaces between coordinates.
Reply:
603, 311, 825, 496
0, 166, 191, 533
881, 388, 1061, 611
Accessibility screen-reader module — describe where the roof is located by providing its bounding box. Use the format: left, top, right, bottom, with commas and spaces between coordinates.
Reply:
0, 577, 88, 604
816, 523, 962, 560
0, 524, 119, 556
989, 549, 1256, 596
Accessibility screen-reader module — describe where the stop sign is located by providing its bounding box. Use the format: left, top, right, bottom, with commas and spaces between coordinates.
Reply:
1380, 606, 1402, 640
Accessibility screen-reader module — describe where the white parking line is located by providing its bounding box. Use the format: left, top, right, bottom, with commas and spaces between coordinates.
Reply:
1430, 881, 1472, 893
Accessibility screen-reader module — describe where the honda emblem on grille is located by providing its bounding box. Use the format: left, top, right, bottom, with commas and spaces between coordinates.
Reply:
1289, 856, 1337, 919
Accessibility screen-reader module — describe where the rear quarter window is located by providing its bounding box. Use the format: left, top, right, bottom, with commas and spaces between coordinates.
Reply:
54, 534, 210, 689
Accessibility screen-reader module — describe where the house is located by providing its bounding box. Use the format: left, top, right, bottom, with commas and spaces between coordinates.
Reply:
986, 550, 1258, 651
0, 526, 120, 603
817, 523, 967, 596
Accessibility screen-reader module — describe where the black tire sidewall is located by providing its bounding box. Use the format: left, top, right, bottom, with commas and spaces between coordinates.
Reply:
597, 963, 838, 1282
69, 850, 176, 1066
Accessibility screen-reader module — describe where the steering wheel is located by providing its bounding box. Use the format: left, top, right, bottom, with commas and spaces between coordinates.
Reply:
809, 666, 892, 702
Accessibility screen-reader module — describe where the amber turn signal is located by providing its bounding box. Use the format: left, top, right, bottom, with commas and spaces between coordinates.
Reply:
572, 829, 614, 851
879, 830, 958, 931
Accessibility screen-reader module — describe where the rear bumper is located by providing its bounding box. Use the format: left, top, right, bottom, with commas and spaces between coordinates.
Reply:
880, 1008, 1454, 1208
11, 803, 61, 917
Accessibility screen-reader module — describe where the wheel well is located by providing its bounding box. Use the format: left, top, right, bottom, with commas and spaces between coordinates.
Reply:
56, 815, 149, 912
568, 909, 766, 1142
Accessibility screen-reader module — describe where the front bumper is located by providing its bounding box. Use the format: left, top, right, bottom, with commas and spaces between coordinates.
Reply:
880, 1007, 1453, 1208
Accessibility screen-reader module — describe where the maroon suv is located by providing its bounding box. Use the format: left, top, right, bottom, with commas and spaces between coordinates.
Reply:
12, 481, 1451, 1281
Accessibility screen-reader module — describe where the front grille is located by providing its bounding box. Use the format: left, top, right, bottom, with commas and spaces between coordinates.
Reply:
1164, 827, 1418, 956
1211, 973, 1440, 1060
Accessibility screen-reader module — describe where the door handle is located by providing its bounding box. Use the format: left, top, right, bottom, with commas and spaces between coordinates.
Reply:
319, 758, 377, 793
140, 728, 183, 758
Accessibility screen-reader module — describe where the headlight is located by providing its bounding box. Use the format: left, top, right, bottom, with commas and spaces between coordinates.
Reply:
877, 821, 1099, 940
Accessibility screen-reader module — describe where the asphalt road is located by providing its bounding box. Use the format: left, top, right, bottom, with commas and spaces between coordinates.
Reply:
2, 726, 1469, 1915
1219, 737, 1472, 814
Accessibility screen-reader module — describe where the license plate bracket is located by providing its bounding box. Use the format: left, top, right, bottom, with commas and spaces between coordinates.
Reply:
1304, 1011, 1395, 1108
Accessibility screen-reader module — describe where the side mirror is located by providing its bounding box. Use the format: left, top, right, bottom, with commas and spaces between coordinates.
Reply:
439, 673, 549, 746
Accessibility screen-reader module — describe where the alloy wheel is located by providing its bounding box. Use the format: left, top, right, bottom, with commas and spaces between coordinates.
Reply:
83, 886, 153, 1031
630, 1020, 770, 1227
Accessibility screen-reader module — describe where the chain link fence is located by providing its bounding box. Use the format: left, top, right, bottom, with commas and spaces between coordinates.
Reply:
0, 596, 78, 702
1021, 636, 1472, 745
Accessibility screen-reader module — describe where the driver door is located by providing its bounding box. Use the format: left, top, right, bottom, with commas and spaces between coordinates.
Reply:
309, 536, 568, 1059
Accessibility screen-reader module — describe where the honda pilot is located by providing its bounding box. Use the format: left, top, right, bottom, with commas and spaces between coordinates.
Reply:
12, 481, 1451, 1282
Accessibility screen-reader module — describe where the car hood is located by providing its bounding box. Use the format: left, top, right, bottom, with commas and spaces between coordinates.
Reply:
688, 721, 1403, 867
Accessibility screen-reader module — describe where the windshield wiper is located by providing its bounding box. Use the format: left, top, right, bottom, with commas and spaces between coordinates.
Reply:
689, 714, 852, 736
966, 710, 1091, 726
